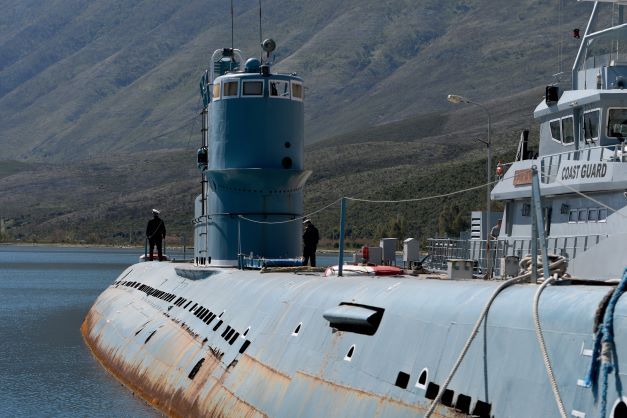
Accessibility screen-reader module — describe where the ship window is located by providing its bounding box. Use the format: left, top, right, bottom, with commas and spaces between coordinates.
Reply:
212, 83, 221, 100
611, 398, 627, 418
242, 80, 263, 96
550, 119, 561, 143
269, 80, 290, 99
578, 209, 588, 222
522, 203, 531, 217
584, 109, 600, 143
292, 322, 302, 336
415, 368, 429, 389
608, 108, 627, 138
344, 344, 355, 361
569, 209, 578, 223
223, 80, 239, 97
291, 81, 303, 101
588, 208, 598, 221
599, 208, 608, 222
562, 116, 575, 144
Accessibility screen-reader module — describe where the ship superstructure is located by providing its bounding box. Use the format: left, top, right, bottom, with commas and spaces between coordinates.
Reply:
83, 3, 627, 418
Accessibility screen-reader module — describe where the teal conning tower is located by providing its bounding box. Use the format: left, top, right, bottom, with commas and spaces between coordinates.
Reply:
194, 47, 310, 267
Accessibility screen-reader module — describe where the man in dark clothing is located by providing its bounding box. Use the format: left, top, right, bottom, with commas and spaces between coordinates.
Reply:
146, 209, 166, 261
302, 218, 319, 267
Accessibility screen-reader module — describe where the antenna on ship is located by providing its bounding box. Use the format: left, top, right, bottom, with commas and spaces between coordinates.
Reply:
259, 0, 263, 60
230, 0, 235, 65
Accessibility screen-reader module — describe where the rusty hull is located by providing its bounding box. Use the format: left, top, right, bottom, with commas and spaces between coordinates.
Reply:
81, 262, 626, 417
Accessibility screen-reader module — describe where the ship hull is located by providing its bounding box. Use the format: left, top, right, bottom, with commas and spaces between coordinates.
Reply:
82, 262, 627, 417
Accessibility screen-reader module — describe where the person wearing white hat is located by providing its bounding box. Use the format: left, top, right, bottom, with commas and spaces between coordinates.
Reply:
302, 218, 319, 267
146, 209, 166, 261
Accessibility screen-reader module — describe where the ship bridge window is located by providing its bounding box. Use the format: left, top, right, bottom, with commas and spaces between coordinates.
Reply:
550, 119, 561, 143
291, 81, 303, 101
588, 208, 598, 221
270, 80, 290, 99
584, 109, 600, 143
212, 83, 221, 100
569, 209, 578, 223
608, 108, 627, 138
562, 116, 574, 144
223, 80, 239, 98
242, 80, 263, 96
599, 208, 608, 222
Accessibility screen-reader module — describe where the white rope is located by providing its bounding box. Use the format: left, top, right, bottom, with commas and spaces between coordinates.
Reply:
423, 274, 527, 417
424, 256, 567, 418
533, 275, 568, 418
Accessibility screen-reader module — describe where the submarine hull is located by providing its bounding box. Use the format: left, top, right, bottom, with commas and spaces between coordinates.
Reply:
81, 262, 627, 417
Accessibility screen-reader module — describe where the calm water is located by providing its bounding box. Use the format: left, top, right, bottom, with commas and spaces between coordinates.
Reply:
0, 245, 163, 418
0, 245, 368, 417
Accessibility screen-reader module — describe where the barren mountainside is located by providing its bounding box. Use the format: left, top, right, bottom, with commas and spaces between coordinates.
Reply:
0, 0, 588, 161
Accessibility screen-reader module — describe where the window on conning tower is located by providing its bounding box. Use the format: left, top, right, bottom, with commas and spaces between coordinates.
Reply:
291, 81, 303, 101
270, 80, 289, 99
223, 80, 239, 97
212, 83, 221, 100
242, 80, 263, 96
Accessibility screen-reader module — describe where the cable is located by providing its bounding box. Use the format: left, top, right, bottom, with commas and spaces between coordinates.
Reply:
533, 275, 568, 418
345, 177, 504, 204
238, 198, 342, 225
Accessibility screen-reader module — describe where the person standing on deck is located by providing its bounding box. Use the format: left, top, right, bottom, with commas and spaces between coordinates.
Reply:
302, 218, 319, 267
146, 209, 166, 261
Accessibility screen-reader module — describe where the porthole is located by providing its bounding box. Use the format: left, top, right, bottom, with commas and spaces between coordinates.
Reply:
284, 141, 291, 148
344, 344, 355, 361
611, 397, 627, 418
415, 368, 428, 389
292, 322, 302, 336
282, 157, 292, 169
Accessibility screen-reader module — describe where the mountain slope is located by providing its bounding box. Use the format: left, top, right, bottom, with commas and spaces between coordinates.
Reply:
0, 0, 590, 161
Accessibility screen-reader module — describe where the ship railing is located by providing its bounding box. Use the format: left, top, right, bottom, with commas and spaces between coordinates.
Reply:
540, 144, 627, 183
426, 234, 608, 277
425, 238, 506, 277
504, 234, 607, 261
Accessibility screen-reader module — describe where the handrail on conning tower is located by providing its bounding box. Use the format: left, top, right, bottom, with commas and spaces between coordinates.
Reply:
209, 48, 244, 84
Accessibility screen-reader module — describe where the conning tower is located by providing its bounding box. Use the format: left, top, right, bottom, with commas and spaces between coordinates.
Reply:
194, 45, 310, 267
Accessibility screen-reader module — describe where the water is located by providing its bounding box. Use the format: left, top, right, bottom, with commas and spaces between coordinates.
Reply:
0, 245, 393, 417
0, 245, 163, 418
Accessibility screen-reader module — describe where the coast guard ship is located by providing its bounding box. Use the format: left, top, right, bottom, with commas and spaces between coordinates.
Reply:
83, 2, 627, 417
